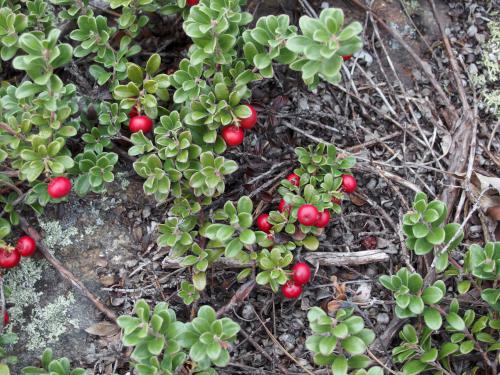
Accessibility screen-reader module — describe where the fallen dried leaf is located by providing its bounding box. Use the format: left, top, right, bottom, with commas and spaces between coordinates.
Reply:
85, 321, 120, 337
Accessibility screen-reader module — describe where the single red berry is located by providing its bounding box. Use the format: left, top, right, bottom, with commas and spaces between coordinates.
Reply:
286, 173, 300, 186
342, 174, 357, 193
297, 204, 319, 226
3, 311, 8, 326
266, 233, 274, 241
16, 236, 36, 257
0, 248, 21, 269
278, 199, 290, 214
342, 55, 352, 61
129, 115, 153, 133
315, 210, 331, 228
128, 106, 139, 118
282, 281, 302, 299
332, 196, 342, 205
292, 262, 311, 285
239, 104, 257, 129
186, 0, 199, 5
221, 125, 244, 147
47, 176, 72, 199
361, 236, 378, 250
256, 213, 272, 233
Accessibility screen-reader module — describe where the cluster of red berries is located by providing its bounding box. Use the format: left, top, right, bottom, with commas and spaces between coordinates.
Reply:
256, 173, 357, 233
0, 235, 36, 269
282, 262, 311, 299
254, 172, 357, 299
221, 104, 258, 147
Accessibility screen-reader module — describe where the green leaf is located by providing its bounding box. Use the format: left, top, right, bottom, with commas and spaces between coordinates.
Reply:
237, 196, 253, 214
446, 312, 465, 331
402, 360, 427, 375
192, 272, 206, 291
421, 286, 443, 305
302, 235, 319, 251
341, 336, 366, 355
146, 53, 161, 75
412, 223, 429, 238
426, 227, 445, 245
331, 356, 348, 375
239, 229, 256, 245
423, 307, 442, 330
319, 336, 337, 355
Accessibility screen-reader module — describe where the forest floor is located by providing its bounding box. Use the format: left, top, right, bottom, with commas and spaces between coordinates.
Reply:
4, 0, 499, 373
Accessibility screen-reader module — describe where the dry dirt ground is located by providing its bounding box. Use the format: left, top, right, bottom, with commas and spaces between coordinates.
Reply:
4, 0, 499, 373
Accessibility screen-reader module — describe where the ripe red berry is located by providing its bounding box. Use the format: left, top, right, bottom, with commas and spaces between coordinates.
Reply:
286, 173, 300, 186
16, 236, 36, 257
3, 311, 8, 326
297, 204, 319, 226
129, 115, 153, 133
128, 106, 139, 118
239, 104, 257, 129
186, 0, 199, 5
315, 210, 331, 228
342, 55, 352, 61
292, 262, 311, 285
47, 176, 72, 199
282, 281, 302, 299
0, 248, 21, 269
278, 199, 290, 213
221, 125, 244, 147
342, 174, 357, 193
256, 213, 272, 233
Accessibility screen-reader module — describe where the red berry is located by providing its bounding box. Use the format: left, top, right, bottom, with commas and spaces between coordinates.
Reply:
256, 214, 272, 233
128, 106, 139, 118
16, 236, 36, 257
315, 210, 331, 228
282, 281, 302, 299
278, 199, 290, 213
297, 204, 319, 226
129, 115, 153, 133
292, 262, 311, 285
286, 173, 300, 186
221, 125, 244, 147
3, 311, 8, 326
47, 176, 72, 199
361, 236, 378, 250
239, 104, 257, 129
0, 248, 21, 269
342, 55, 352, 61
342, 174, 357, 193
186, 0, 199, 5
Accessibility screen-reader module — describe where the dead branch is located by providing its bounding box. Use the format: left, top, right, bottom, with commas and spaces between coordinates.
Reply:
163, 250, 389, 269
20, 217, 118, 322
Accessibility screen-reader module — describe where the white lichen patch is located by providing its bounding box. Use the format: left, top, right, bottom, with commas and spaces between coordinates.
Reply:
5, 259, 45, 327
4, 259, 79, 351
23, 293, 79, 351
472, 19, 500, 118
116, 171, 130, 190
38, 219, 78, 252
